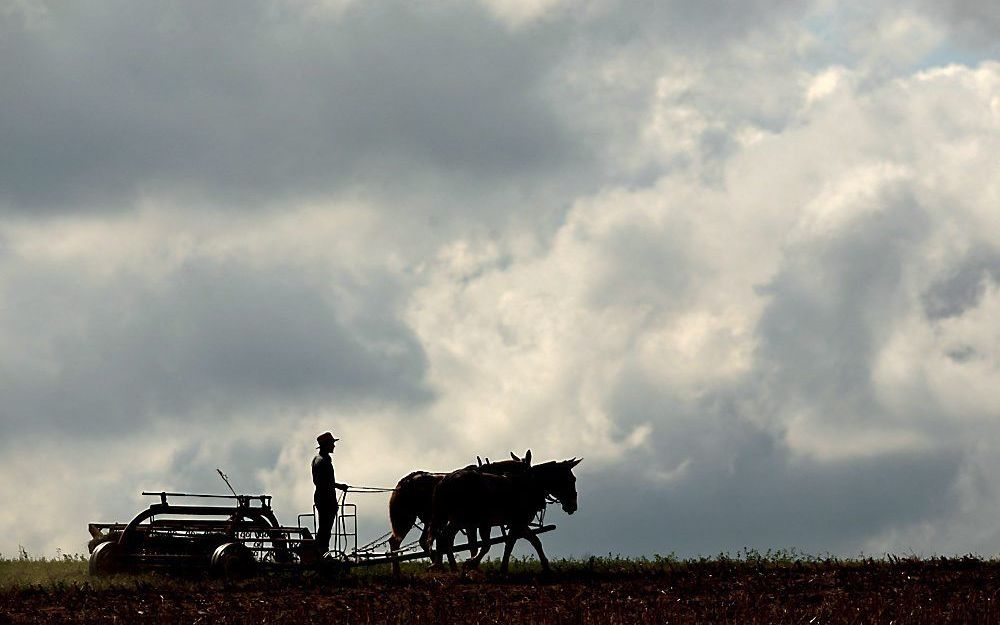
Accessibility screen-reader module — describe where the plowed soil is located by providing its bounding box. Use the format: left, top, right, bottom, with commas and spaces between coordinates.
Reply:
3, 558, 999, 623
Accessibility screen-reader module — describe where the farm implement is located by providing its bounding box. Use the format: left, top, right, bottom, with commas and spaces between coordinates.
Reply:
87, 488, 556, 578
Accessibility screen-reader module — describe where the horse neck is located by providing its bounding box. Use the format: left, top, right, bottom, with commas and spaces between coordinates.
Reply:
523, 462, 562, 498
481, 459, 526, 476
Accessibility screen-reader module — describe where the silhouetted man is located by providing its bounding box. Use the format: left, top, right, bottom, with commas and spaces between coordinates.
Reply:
312, 431, 348, 554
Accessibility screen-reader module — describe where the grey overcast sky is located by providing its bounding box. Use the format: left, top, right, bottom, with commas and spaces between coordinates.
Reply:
1, 0, 999, 558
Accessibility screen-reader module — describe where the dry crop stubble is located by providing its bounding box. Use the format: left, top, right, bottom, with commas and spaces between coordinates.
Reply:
3, 554, 1000, 623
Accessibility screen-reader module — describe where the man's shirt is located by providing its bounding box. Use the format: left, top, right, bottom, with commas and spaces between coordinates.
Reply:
312, 452, 337, 501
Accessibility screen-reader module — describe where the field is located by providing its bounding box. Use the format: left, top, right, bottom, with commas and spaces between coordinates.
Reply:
3, 552, 1000, 623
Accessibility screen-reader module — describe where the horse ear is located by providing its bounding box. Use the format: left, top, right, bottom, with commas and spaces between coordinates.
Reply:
477, 456, 483, 467
524, 449, 532, 465
569, 457, 583, 468
510, 452, 520, 462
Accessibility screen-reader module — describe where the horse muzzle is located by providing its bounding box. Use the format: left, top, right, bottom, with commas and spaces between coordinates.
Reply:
562, 501, 577, 515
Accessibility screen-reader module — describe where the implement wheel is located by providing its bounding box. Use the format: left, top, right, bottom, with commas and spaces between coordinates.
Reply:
211, 542, 256, 579
88, 541, 121, 576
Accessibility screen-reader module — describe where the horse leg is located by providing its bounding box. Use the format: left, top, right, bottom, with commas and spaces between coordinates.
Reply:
388, 531, 405, 577
477, 525, 492, 563
523, 528, 550, 573
464, 526, 491, 571
443, 523, 460, 572
500, 532, 519, 575
466, 524, 479, 560
389, 519, 413, 577
463, 526, 489, 571
422, 520, 443, 570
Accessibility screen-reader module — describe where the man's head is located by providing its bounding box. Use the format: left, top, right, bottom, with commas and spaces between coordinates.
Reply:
316, 431, 339, 453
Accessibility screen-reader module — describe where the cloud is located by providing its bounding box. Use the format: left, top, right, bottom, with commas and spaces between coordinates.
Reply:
922, 247, 1000, 320
544, 434, 961, 558
0, 209, 432, 445
914, 0, 1000, 50
0, 0, 578, 214
0, 2, 998, 560
386, 61, 1000, 556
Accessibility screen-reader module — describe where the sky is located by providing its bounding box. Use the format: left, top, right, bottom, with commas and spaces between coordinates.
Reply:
1, 0, 998, 559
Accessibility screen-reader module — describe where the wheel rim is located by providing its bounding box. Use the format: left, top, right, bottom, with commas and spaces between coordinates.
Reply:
88, 541, 120, 576
211, 542, 256, 579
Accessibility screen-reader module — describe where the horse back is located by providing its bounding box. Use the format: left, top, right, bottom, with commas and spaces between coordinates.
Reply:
479, 458, 530, 476
432, 468, 537, 529
390, 471, 444, 535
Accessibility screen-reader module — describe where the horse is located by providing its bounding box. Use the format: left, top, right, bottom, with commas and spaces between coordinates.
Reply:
388, 451, 532, 575
428, 457, 581, 574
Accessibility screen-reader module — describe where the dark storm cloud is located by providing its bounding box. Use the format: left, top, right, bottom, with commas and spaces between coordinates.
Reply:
0, 0, 576, 213
0, 255, 431, 441
917, 0, 1000, 50
590, 342, 961, 557
570, 0, 809, 47
922, 247, 1000, 320
165, 437, 283, 496
549, 435, 960, 557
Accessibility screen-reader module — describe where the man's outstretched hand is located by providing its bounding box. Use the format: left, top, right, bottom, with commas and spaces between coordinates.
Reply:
336, 483, 349, 492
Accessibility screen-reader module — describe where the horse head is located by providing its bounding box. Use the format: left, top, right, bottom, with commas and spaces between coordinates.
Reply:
537, 457, 581, 515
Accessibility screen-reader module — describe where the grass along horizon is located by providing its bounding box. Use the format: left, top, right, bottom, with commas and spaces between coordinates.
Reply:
4, 548, 1000, 590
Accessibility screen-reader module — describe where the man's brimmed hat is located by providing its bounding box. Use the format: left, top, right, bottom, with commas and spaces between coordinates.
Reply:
316, 431, 339, 448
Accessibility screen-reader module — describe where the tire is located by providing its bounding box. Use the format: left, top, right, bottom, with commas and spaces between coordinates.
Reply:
88, 541, 121, 576
211, 542, 257, 579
